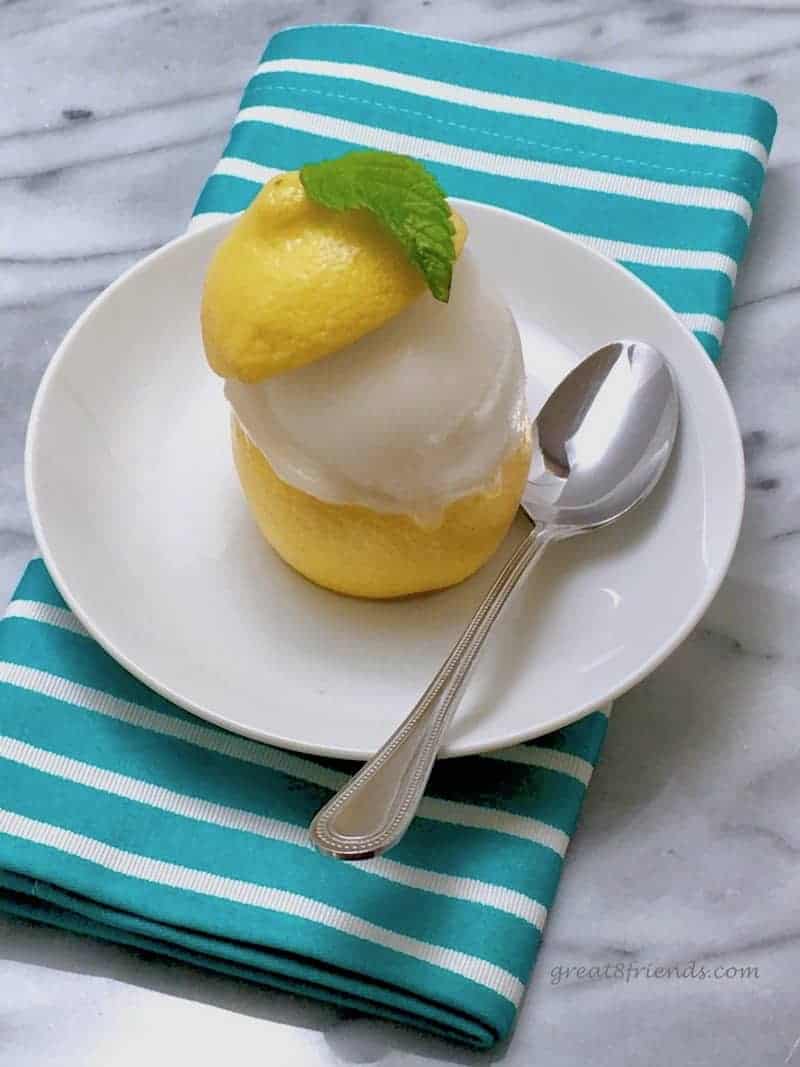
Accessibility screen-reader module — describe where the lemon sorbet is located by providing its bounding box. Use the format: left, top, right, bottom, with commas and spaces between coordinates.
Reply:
201, 152, 530, 598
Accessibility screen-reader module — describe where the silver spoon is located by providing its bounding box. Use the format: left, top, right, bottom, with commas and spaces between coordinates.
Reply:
310, 340, 679, 861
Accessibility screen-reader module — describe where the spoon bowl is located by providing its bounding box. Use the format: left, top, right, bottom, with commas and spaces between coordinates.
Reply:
524, 340, 679, 530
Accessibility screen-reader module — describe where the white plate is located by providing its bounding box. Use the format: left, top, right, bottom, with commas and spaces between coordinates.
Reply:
26, 202, 743, 759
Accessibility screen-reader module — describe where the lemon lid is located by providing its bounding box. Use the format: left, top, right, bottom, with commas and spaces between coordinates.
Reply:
201, 165, 467, 384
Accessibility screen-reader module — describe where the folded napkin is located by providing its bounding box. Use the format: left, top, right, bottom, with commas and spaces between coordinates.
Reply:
0, 25, 776, 1048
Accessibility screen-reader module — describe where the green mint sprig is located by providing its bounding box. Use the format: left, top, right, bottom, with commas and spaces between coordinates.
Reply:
300, 150, 456, 302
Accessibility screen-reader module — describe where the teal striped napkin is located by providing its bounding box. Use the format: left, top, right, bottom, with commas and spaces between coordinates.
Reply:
0, 25, 775, 1049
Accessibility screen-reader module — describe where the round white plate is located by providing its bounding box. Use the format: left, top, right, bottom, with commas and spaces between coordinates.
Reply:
26, 202, 743, 759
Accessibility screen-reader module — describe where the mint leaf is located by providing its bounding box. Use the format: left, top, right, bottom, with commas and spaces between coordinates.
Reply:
300, 151, 456, 302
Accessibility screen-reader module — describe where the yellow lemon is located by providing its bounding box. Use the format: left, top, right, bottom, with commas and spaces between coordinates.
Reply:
232, 416, 532, 599
201, 170, 467, 382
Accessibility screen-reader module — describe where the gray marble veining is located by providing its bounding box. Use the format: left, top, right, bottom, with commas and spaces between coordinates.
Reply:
2, 2, 799, 1064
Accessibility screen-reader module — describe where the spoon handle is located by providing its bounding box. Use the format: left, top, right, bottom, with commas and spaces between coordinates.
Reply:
310, 524, 554, 860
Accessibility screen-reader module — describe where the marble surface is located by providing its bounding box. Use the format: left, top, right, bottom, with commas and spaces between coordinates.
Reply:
2, 1, 799, 1063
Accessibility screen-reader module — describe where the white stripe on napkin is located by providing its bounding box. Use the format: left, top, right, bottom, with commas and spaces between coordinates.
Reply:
679, 313, 724, 338
231, 107, 754, 223
483, 746, 594, 787
0, 806, 525, 1004
256, 58, 769, 168
571, 235, 737, 282
5, 601, 88, 636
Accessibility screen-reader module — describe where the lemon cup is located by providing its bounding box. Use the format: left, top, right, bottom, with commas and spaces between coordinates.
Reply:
231, 415, 531, 599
